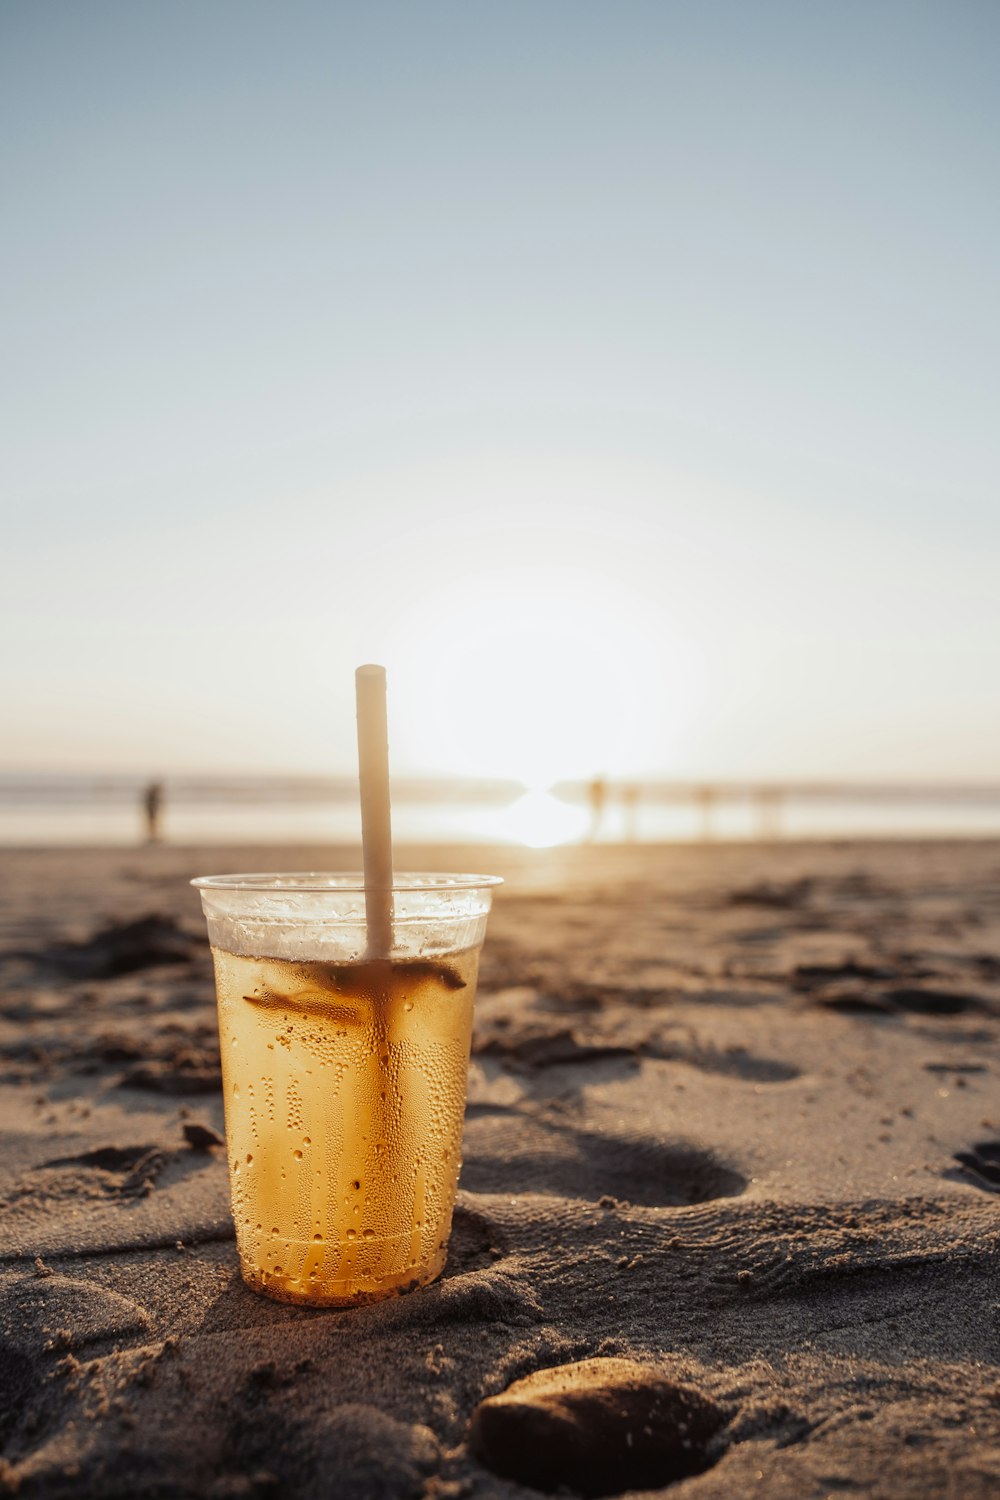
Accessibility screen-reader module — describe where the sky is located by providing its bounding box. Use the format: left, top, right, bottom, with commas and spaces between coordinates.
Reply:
2, 0, 999, 785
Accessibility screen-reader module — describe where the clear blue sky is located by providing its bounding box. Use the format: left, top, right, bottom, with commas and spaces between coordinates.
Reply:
2, 1, 998, 779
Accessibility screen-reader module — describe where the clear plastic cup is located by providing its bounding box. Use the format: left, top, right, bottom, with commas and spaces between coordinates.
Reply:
192, 872, 501, 1306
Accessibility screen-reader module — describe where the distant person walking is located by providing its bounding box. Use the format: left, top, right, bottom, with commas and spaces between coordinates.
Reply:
143, 780, 164, 844
587, 775, 607, 842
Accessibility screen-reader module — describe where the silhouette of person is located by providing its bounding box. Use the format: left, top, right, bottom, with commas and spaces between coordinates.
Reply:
587, 775, 607, 841
143, 780, 164, 844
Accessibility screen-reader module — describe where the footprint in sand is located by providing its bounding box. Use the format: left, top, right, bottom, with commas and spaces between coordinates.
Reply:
655, 1044, 800, 1083
469, 1356, 731, 1496
885, 986, 992, 1016
807, 981, 993, 1018
442, 1204, 508, 1277
228, 1394, 439, 1497
475, 1024, 637, 1070
32, 914, 199, 978
473, 1008, 798, 1087
0, 1270, 152, 1350
461, 1118, 746, 1206
0, 1272, 151, 1439
35, 1138, 216, 1201
953, 1141, 1000, 1192
38, 1143, 175, 1198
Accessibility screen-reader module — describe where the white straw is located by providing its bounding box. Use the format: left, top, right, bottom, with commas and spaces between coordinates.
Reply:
355, 663, 394, 958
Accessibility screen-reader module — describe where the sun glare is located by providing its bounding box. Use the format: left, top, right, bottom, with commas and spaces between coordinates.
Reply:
389, 562, 703, 789
483, 788, 590, 848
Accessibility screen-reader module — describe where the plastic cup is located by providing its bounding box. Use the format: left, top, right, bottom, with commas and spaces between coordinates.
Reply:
192, 872, 501, 1306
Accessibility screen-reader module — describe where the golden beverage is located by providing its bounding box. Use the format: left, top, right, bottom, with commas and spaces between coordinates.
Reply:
211, 947, 479, 1306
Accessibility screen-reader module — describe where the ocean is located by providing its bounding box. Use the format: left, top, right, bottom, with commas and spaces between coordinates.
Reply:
2, 775, 1000, 847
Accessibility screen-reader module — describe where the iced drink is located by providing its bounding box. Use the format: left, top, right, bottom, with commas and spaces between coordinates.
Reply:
213, 948, 478, 1303
193, 873, 499, 1306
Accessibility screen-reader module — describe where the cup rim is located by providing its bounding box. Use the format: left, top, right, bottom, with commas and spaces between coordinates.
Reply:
190, 871, 503, 893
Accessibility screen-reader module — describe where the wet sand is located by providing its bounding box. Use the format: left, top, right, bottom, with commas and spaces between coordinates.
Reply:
1, 840, 999, 1498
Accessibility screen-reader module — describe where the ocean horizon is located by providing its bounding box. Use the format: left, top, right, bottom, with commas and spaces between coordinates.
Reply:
3, 773, 1000, 847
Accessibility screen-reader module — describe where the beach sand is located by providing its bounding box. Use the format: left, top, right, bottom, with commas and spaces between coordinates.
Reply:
1, 840, 999, 1498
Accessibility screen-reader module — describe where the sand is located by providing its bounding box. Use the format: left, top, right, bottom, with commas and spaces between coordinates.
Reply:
1, 839, 999, 1498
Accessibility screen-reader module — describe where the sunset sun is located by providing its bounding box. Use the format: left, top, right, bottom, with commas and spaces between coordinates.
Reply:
389, 564, 704, 801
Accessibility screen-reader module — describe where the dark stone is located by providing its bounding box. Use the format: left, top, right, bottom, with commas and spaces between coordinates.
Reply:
469, 1357, 730, 1497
